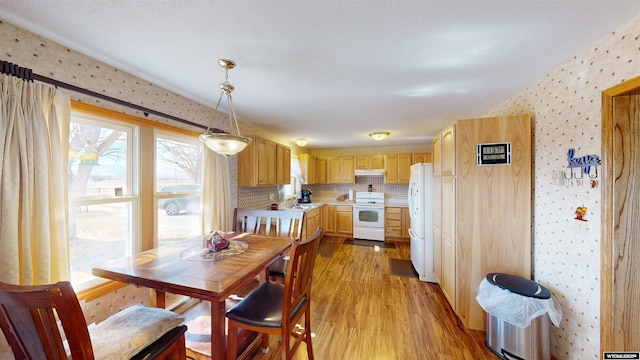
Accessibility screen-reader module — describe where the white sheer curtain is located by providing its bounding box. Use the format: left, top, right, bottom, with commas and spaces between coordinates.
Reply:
0, 74, 71, 285
202, 149, 232, 232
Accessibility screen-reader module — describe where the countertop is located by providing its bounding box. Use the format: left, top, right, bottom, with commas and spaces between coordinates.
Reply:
268, 197, 408, 211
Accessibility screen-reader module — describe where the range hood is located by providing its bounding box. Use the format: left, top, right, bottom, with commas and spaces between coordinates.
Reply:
354, 169, 384, 176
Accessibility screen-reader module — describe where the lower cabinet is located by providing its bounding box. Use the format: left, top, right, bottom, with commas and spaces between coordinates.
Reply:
302, 207, 321, 240
385, 207, 410, 241
335, 206, 353, 235
321, 204, 352, 236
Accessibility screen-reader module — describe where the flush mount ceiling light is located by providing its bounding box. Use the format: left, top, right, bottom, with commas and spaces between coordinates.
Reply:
199, 59, 252, 157
296, 138, 308, 147
369, 131, 390, 141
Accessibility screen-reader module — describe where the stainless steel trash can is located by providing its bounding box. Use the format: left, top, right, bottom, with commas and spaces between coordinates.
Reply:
484, 273, 552, 360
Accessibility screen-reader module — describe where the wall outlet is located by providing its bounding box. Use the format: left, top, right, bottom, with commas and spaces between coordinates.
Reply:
269, 193, 276, 200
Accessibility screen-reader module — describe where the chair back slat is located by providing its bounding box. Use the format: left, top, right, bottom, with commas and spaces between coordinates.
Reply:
233, 208, 305, 239
0, 281, 95, 360
283, 227, 323, 318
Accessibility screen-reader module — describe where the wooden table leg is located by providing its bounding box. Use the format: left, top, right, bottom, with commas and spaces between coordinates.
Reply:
153, 290, 166, 308
211, 300, 227, 360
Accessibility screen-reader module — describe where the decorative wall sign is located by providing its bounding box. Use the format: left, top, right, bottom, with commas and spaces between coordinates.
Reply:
565, 148, 600, 179
477, 142, 512, 166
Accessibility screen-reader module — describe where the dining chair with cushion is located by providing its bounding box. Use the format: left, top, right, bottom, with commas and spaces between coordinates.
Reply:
233, 208, 305, 283
0, 280, 187, 360
225, 227, 324, 360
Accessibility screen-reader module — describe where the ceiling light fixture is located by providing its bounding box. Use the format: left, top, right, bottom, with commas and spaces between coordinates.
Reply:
199, 59, 252, 157
296, 138, 308, 147
369, 131, 390, 141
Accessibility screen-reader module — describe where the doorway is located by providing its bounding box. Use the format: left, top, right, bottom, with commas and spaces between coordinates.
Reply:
601, 76, 640, 352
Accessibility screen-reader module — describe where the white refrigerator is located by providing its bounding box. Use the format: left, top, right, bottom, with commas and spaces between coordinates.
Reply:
408, 163, 437, 283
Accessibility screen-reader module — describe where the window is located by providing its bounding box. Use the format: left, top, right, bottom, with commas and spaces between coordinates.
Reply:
68, 105, 204, 291
68, 114, 136, 288
155, 133, 203, 247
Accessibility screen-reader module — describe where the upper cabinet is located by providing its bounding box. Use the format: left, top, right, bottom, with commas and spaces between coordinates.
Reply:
441, 124, 456, 176
238, 135, 290, 186
276, 143, 291, 185
412, 152, 432, 164
298, 154, 317, 184
355, 155, 384, 169
316, 157, 327, 184
327, 156, 354, 184
384, 154, 411, 184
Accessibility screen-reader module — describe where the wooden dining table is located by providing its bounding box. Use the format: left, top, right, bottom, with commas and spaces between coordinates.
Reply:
92, 231, 293, 360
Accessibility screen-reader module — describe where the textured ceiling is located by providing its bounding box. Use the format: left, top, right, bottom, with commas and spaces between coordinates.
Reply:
2, 1, 640, 148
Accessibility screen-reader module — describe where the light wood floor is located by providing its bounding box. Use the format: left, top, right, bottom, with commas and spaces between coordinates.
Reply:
186, 236, 497, 360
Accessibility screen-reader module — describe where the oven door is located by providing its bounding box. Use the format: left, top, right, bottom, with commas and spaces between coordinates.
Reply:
353, 206, 385, 228
353, 205, 385, 240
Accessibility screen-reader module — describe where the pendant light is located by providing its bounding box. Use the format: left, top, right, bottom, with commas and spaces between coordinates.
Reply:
199, 59, 252, 156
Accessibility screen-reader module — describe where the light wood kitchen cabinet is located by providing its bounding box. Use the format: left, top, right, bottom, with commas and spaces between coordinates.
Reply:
432, 177, 442, 283
355, 155, 384, 169
327, 156, 354, 184
276, 143, 291, 185
322, 204, 351, 235
321, 205, 336, 233
335, 205, 353, 235
433, 135, 442, 177
238, 135, 285, 186
432, 115, 531, 330
401, 208, 410, 240
386, 207, 411, 241
298, 154, 317, 184
301, 207, 321, 241
383, 154, 411, 184
316, 157, 327, 184
412, 152, 432, 164
441, 124, 455, 176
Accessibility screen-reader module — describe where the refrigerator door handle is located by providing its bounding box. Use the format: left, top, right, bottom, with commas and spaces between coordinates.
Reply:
408, 228, 418, 239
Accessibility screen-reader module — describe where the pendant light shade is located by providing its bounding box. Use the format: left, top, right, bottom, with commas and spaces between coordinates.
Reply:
200, 59, 252, 156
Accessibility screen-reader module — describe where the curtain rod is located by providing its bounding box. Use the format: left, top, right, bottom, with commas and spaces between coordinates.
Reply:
0, 60, 208, 131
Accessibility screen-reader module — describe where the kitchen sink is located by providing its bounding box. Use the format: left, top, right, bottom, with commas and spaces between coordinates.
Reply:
294, 203, 317, 210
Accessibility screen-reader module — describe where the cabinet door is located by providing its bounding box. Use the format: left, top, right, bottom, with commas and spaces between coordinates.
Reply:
305, 208, 321, 240
401, 207, 410, 239
321, 205, 336, 233
340, 156, 355, 183
316, 158, 327, 184
432, 177, 442, 282
328, 157, 342, 183
384, 155, 398, 183
336, 206, 353, 234
441, 124, 455, 176
412, 153, 431, 164
441, 177, 456, 309
256, 137, 270, 185
276, 144, 290, 185
398, 154, 411, 184
369, 155, 384, 168
298, 154, 316, 184
385, 207, 402, 238
355, 156, 369, 170
433, 135, 442, 177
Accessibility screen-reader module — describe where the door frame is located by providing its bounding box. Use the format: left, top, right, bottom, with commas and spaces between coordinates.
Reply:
600, 75, 640, 352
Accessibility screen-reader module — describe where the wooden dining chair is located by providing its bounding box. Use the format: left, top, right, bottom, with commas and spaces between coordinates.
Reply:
226, 227, 324, 360
233, 208, 305, 238
233, 208, 306, 283
0, 280, 187, 360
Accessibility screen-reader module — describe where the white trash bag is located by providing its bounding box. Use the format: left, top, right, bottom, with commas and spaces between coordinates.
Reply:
476, 278, 562, 328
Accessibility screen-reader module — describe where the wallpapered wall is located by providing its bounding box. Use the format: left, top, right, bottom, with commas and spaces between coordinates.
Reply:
483, 16, 640, 359
2, 14, 640, 359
